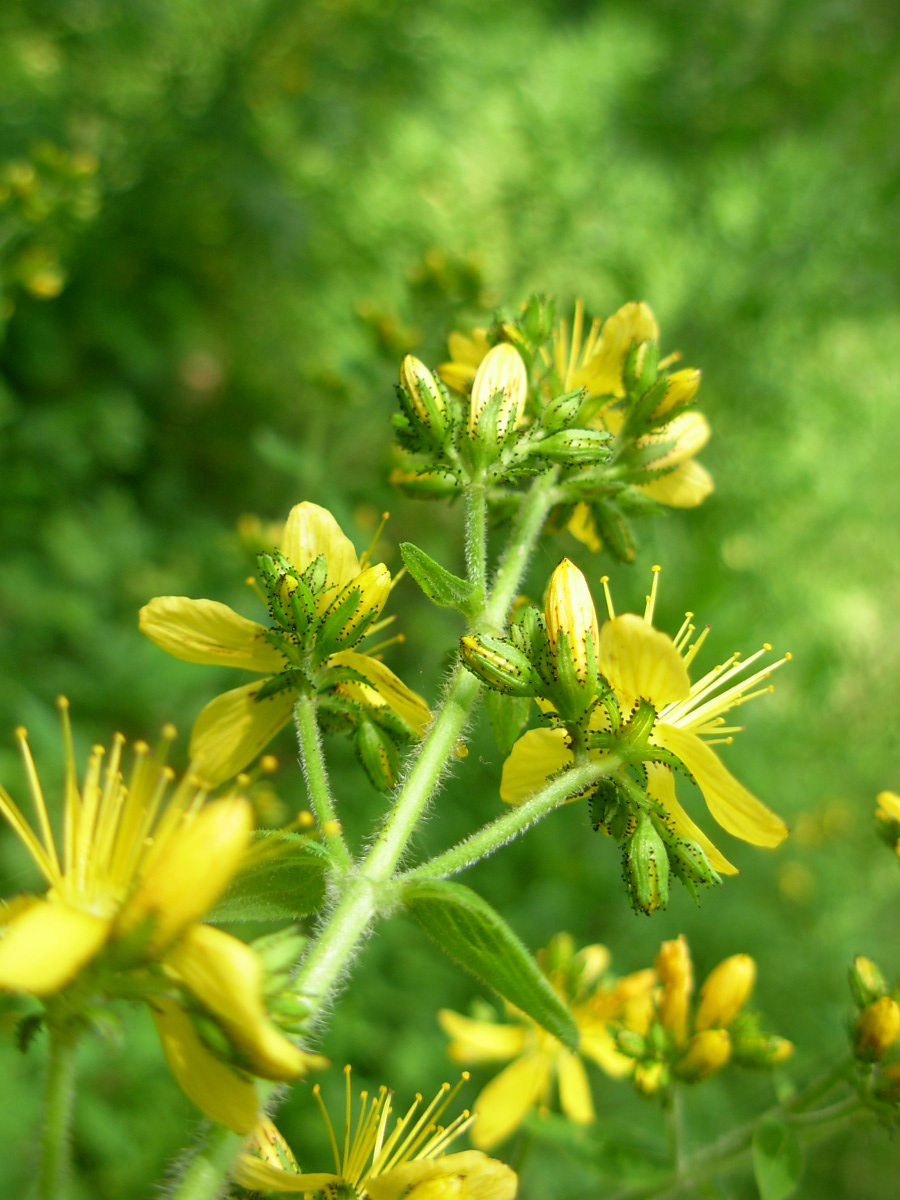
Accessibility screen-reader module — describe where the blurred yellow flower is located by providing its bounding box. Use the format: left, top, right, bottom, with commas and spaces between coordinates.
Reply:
233, 1067, 517, 1198
500, 568, 789, 868
0, 701, 322, 1132
439, 936, 654, 1149
140, 502, 430, 786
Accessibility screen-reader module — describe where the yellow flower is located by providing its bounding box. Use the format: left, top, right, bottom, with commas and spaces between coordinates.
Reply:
438, 327, 493, 394
655, 936, 693, 1047
855, 996, 900, 1061
545, 299, 659, 399
233, 1067, 517, 1198
694, 954, 756, 1031
0, 701, 322, 1132
500, 567, 789, 870
439, 938, 654, 1149
140, 502, 430, 786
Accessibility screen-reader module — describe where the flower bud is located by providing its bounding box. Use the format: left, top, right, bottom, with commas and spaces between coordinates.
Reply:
623, 813, 670, 915
544, 560, 600, 686
355, 720, 401, 792
849, 955, 888, 1009
695, 955, 756, 1031
652, 368, 701, 418
460, 634, 540, 697
536, 428, 611, 465
468, 343, 528, 441
731, 1034, 794, 1067
399, 355, 448, 445
633, 1060, 668, 1095
675, 1029, 731, 1081
854, 996, 900, 1061
540, 387, 587, 432
655, 935, 693, 1046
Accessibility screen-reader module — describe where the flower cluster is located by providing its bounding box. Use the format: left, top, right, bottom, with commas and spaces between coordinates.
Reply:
233, 1066, 517, 1198
0, 701, 323, 1132
438, 934, 655, 1148
611, 936, 792, 1096
392, 297, 711, 561
140, 502, 430, 791
462, 558, 789, 912
848, 955, 900, 1104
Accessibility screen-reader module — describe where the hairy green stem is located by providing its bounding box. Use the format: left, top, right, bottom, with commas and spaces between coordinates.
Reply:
400, 758, 618, 882
167, 1123, 244, 1200
464, 475, 488, 600
293, 694, 352, 869
39, 1025, 79, 1200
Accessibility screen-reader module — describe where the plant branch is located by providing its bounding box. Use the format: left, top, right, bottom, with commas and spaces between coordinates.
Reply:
293, 693, 352, 869
39, 1023, 80, 1200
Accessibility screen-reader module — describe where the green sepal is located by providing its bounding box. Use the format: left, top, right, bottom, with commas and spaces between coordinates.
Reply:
752, 1116, 803, 1200
483, 688, 532, 755
460, 633, 540, 696
15, 1013, 44, 1053
623, 812, 669, 915
540, 387, 587, 432
355, 719, 401, 791
535, 428, 611, 465
401, 879, 579, 1049
209, 832, 329, 922
400, 542, 480, 617
586, 500, 636, 563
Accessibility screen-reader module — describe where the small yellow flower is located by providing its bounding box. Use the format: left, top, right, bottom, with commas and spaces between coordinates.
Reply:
0, 702, 322, 1132
855, 997, 900, 1061
694, 955, 756, 1032
140, 502, 430, 786
675, 1029, 732, 1081
438, 327, 493, 393
545, 299, 658, 399
439, 938, 653, 1149
655, 936, 693, 1047
233, 1067, 517, 1198
501, 567, 789, 869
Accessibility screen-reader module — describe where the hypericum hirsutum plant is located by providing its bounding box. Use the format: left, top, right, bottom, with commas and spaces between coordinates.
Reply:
2, 297, 898, 1200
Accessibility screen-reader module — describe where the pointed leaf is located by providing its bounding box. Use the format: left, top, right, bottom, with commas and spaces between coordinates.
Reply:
210, 833, 328, 922
484, 689, 532, 756
402, 879, 578, 1048
753, 1116, 803, 1200
400, 543, 479, 615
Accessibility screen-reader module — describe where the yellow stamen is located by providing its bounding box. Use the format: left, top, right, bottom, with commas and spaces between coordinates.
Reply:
600, 576, 614, 619
644, 565, 662, 624
15, 727, 61, 880
359, 512, 389, 570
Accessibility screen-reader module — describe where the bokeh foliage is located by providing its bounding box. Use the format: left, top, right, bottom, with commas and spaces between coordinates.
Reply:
1, 0, 899, 1196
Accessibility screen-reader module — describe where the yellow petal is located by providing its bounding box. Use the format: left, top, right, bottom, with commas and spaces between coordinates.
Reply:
438, 1009, 528, 1063
598, 614, 691, 710
232, 1154, 337, 1194
0, 898, 110, 994
578, 302, 658, 397
557, 1049, 594, 1124
471, 1053, 551, 1149
876, 791, 900, 821
164, 924, 320, 1079
120, 797, 253, 950
139, 597, 284, 672
654, 723, 788, 848
644, 761, 737, 875
566, 503, 603, 553
280, 502, 360, 589
329, 651, 431, 735
695, 955, 756, 1031
576, 1017, 634, 1079
641, 459, 714, 508
189, 680, 296, 787
499, 728, 573, 805
641, 411, 710, 470
366, 1152, 518, 1200
150, 997, 259, 1133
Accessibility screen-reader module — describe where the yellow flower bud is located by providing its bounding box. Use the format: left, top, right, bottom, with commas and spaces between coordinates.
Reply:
326, 563, 391, 645
675, 1028, 732, 1081
849, 955, 887, 1008
695, 954, 756, 1031
855, 996, 900, 1061
633, 1060, 668, 1095
652, 368, 701, 418
655, 935, 693, 1046
399, 354, 448, 441
468, 343, 528, 441
876, 791, 900, 822
544, 559, 600, 685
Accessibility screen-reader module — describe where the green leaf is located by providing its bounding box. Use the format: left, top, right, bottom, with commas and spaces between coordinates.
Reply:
753, 1116, 803, 1200
483, 688, 531, 755
401, 542, 479, 615
402, 879, 579, 1048
210, 832, 328, 922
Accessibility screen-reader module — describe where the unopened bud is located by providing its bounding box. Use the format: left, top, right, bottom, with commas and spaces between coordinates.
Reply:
536, 428, 611, 465
321, 563, 391, 647
545, 560, 600, 686
633, 1060, 668, 1095
614, 1027, 647, 1059
695, 955, 756, 1031
855, 996, 900, 1061
356, 720, 401, 792
655, 936, 693, 1046
731, 1034, 794, 1067
652, 368, 701, 418
624, 813, 670, 915
675, 1029, 732, 1081
468, 343, 528, 441
540, 388, 587, 432
849, 956, 888, 1009
399, 355, 448, 444
460, 634, 540, 697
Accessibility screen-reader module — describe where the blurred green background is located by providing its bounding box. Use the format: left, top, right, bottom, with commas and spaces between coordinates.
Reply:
1, 0, 899, 1196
